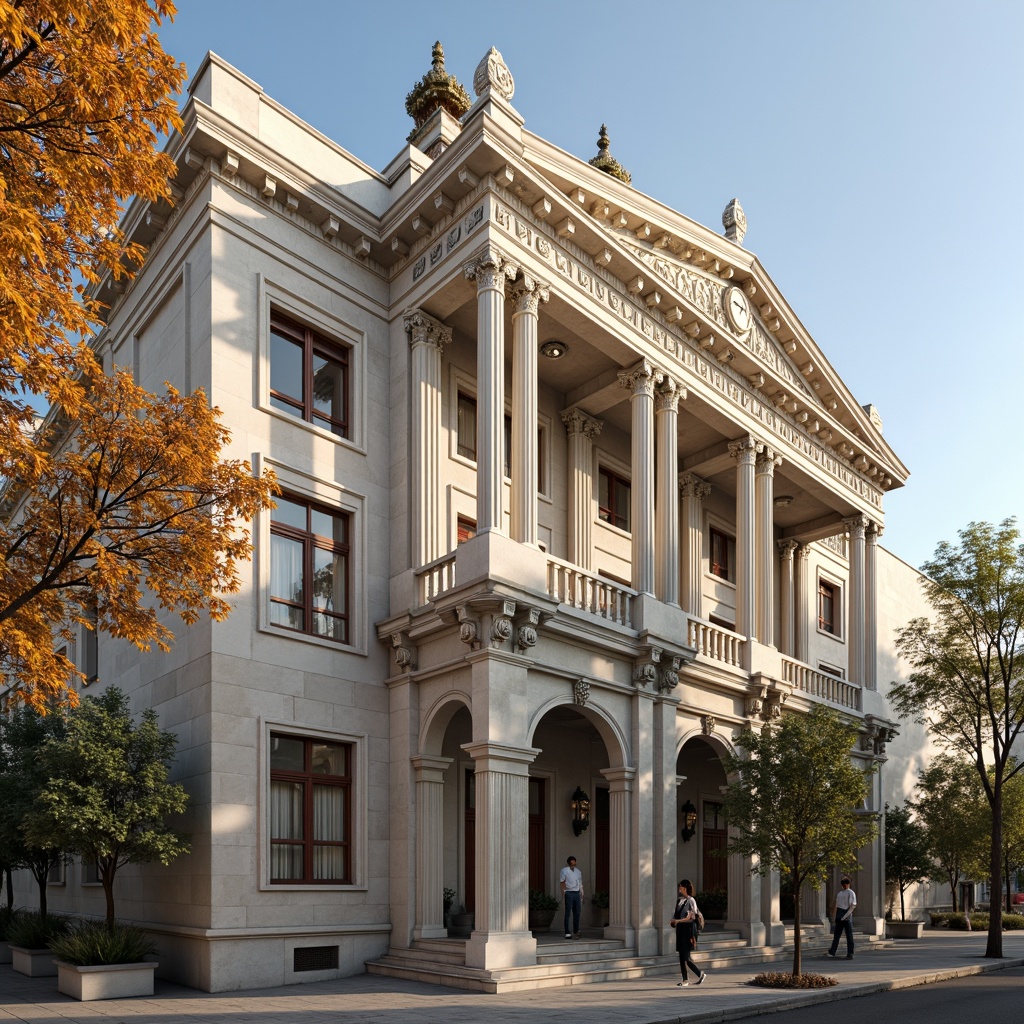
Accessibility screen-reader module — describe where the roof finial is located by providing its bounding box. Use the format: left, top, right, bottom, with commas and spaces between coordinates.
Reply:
588, 124, 631, 184
723, 198, 747, 245
405, 41, 471, 131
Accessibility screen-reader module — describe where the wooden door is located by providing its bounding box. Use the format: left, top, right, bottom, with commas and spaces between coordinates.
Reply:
528, 777, 546, 892
464, 768, 476, 912
702, 800, 727, 894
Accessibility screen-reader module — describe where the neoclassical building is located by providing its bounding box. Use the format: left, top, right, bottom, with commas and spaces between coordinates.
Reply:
15, 43, 938, 992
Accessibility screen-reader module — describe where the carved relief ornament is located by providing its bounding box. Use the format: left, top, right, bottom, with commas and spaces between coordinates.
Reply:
403, 308, 452, 351
561, 408, 603, 440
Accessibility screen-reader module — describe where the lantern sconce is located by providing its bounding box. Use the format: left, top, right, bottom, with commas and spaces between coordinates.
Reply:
680, 799, 698, 842
571, 786, 591, 836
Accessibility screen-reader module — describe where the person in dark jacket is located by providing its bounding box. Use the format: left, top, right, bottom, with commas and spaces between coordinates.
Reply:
670, 878, 707, 986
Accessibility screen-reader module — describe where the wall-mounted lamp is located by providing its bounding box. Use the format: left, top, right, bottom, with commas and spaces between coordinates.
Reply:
540, 339, 568, 359
571, 786, 591, 836
680, 799, 697, 842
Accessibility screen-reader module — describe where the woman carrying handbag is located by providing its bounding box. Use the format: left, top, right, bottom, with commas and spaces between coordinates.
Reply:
669, 878, 708, 987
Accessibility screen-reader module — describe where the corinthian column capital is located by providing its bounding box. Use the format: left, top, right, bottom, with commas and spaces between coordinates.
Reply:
678, 472, 711, 501
463, 244, 518, 291
655, 374, 685, 413
403, 307, 453, 350
617, 358, 663, 398
843, 514, 868, 539
561, 407, 603, 439
728, 435, 762, 466
509, 274, 551, 314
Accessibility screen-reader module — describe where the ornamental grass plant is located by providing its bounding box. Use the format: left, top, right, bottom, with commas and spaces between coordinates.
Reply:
49, 919, 158, 966
5, 910, 71, 949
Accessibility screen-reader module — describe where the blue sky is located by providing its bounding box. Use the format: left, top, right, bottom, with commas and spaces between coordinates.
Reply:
160, 0, 1023, 572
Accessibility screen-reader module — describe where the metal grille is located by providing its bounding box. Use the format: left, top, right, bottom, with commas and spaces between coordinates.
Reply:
293, 945, 339, 972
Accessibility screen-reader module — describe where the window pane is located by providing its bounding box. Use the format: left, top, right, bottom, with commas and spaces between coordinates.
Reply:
271, 844, 304, 880
310, 507, 344, 543
615, 481, 630, 526
457, 394, 477, 459
311, 352, 346, 433
271, 735, 305, 772
272, 497, 307, 531
311, 742, 348, 776
271, 534, 304, 604
598, 470, 610, 513
270, 331, 304, 406
313, 845, 346, 881
270, 780, 304, 839
313, 784, 345, 840
312, 547, 345, 613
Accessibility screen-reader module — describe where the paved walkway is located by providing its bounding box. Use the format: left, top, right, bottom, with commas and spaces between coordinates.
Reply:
1, 931, 1022, 1024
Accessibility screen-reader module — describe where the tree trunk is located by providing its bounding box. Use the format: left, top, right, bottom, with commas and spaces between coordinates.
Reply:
949, 869, 958, 913
31, 864, 48, 920
3, 866, 12, 910
792, 883, 802, 976
1005, 854, 1012, 914
987, 785, 1003, 957
899, 883, 907, 921
101, 866, 117, 929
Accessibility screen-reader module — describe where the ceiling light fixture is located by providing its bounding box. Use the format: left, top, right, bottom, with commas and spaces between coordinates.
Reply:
540, 340, 568, 359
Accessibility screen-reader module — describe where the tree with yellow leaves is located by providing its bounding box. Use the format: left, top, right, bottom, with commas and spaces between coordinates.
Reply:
0, 4, 278, 709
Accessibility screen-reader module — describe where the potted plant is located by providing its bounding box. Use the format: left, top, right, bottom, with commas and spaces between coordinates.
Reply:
591, 890, 610, 928
448, 904, 474, 937
696, 887, 727, 920
6, 910, 70, 977
528, 888, 559, 932
443, 888, 456, 928
51, 920, 159, 1000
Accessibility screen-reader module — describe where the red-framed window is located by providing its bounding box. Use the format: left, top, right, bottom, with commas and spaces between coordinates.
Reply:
270, 494, 350, 644
269, 311, 349, 437
269, 734, 352, 884
598, 467, 631, 531
710, 527, 736, 582
818, 579, 838, 634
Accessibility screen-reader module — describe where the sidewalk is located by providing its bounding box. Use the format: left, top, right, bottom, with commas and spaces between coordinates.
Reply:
2, 931, 1022, 1024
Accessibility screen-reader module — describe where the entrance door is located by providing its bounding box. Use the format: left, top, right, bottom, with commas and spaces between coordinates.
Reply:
464, 768, 475, 912
528, 777, 546, 892
702, 800, 727, 895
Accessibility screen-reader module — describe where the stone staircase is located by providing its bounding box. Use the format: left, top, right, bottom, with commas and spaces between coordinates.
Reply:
365, 924, 876, 993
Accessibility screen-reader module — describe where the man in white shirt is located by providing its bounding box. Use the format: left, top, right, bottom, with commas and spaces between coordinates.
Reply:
559, 855, 584, 938
827, 876, 858, 959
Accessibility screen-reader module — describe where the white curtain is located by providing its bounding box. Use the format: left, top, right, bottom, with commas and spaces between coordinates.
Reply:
270, 780, 303, 879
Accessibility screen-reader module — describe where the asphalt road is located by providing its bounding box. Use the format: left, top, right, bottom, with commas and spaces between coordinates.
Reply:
726, 966, 1024, 1024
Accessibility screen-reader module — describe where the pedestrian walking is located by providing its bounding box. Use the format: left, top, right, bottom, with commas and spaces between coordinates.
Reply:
559, 855, 583, 938
827, 876, 858, 959
670, 878, 707, 986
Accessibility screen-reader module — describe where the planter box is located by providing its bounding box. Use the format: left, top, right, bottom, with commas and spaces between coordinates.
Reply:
886, 920, 924, 939
57, 961, 157, 1001
10, 946, 57, 977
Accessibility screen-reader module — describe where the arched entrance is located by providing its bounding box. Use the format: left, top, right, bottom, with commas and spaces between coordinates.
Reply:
676, 736, 729, 917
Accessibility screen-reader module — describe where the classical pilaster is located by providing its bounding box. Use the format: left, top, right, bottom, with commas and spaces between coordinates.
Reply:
600, 766, 636, 949
761, 868, 785, 944
654, 377, 683, 606
729, 437, 760, 642
865, 523, 881, 690
845, 516, 867, 685
411, 754, 454, 940
728, 849, 766, 945
509, 276, 549, 546
404, 309, 451, 566
618, 360, 663, 596
653, 692, 680, 952
561, 409, 603, 570
777, 540, 798, 657
464, 246, 518, 533
795, 544, 811, 663
679, 473, 711, 617
754, 447, 782, 647
462, 740, 539, 969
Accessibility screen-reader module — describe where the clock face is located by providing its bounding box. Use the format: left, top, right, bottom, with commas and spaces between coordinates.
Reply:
725, 286, 752, 333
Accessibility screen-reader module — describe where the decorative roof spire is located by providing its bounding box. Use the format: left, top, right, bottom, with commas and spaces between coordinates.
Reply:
405, 41, 471, 131
588, 124, 631, 184
722, 198, 747, 245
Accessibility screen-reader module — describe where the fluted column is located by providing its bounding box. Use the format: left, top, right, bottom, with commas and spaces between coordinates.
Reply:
561, 409, 603, 570
404, 310, 452, 566
679, 474, 711, 616
845, 516, 867, 685
795, 544, 810, 663
601, 766, 636, 949
464, 247, 517, 533
865, 523, 881, 690
654, 377, 683, 606
618, 360, 663, 596
754, 447, 782, 647
778, 540, 798, 657
412, 754, 453, 940
729, 438, 759, 641
509, 276, 549, 546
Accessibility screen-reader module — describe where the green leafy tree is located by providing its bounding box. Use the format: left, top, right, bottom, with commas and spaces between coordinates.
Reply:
23, 687, 190, 928
891, 519, 1024, 958
884, 801, 933, 920
994, 767, 1024, 913
0, 703, 64, 918
720, 705, 875, 976
911, 755, 988, 912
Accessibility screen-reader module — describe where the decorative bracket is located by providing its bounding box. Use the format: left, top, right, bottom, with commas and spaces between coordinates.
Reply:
390, 631, 417, 672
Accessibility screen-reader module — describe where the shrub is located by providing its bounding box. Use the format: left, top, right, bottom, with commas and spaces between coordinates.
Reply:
591, 890, 610, 909
5, 910, 71, 949
50, 920, 158, 966
697, 888, 727, 915
0, 906, 22, 941
1002, 913, 1024, 930
529, 888, 559, 912
749, 971, 837, 989
929, 912, 949, 927
443, 888, 456, 914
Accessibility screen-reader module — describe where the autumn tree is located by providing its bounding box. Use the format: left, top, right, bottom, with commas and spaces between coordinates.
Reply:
0, 4, 277, 707
23, 686, 189, 928
911, 754, 988, 912
720, 705, 875, 977
891, 519, 1024, 958
884, 801, 933, 921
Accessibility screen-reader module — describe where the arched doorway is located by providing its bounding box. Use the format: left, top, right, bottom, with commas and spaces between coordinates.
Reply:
676, 736, 729, 917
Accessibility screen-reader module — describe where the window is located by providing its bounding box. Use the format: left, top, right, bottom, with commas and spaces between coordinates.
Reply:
818, 579, 838, 635
81, 603, 98, 686
82, 860, 101, 885
270, 311, 349, 437
457, 516, 477, 545
456, 391, 543, 487
270, 494, 350, 643
710, 528, 736, 582
270, 734, 351, 884
598, 467, 630, 531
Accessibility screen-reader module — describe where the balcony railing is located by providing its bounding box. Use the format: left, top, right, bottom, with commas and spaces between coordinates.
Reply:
546, 557, 635, 628
416, 552, 458, 604
687, 618, 744, 668
781, 657, 861, 710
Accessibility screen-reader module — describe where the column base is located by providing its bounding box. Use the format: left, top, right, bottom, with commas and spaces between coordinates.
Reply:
464, 930, 537, 970
604, 924, 636, 947
634, 925, 659, 957
854, 915, 885, 937
413, 925, 448, 941
765, 921, 786, 945
731, 920, 766, 945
